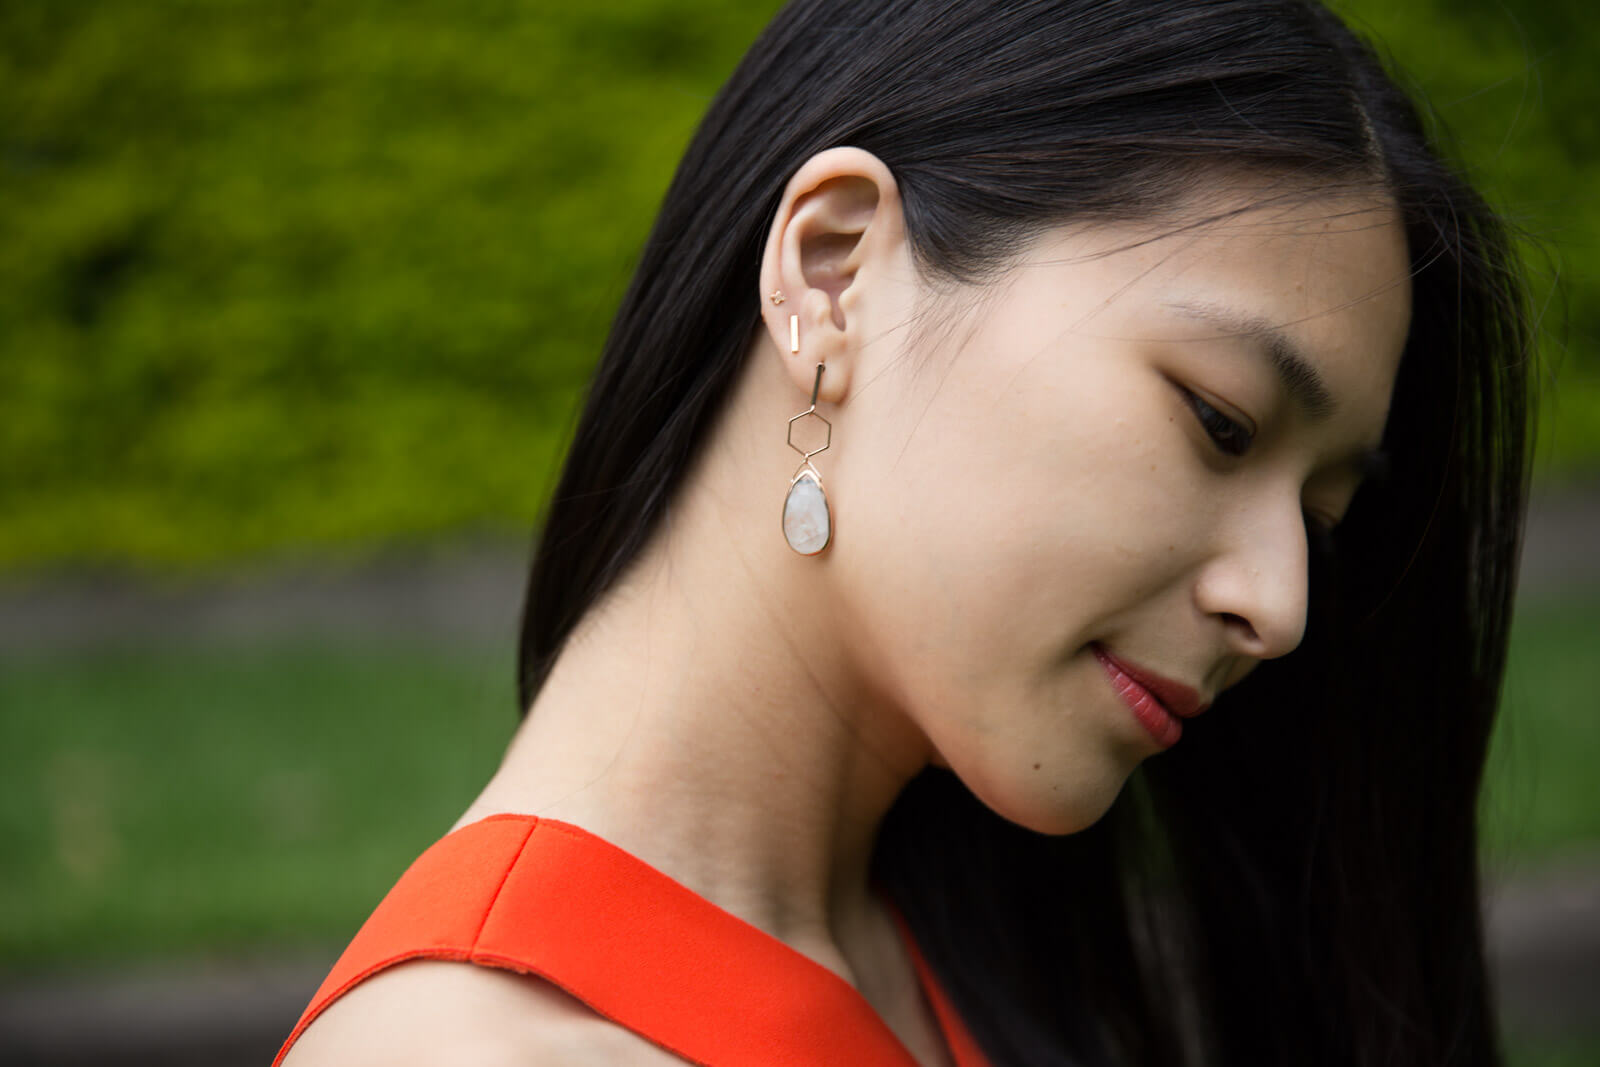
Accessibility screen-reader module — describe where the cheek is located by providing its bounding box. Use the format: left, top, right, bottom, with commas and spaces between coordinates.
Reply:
993, 355, 1205, 610
831, 351, 1199, 833
840, 339, 1205, 671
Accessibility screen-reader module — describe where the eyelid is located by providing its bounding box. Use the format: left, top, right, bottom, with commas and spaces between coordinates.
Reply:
1186, 384, 1257, 438
1169, 379, 1255, 459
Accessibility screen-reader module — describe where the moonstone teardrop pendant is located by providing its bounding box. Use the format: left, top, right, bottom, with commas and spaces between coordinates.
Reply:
783, 466, 831, 555
783, 360, 833, 555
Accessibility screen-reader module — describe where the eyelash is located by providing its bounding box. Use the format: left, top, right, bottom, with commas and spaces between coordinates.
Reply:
1180, 388, 1253, 457
1178, 385, 1341, 551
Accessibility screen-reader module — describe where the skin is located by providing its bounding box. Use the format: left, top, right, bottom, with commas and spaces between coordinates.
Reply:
282, 149, 1412, 1065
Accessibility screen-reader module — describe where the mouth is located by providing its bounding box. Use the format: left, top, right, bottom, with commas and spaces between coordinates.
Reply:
1090, 642, 1210, 749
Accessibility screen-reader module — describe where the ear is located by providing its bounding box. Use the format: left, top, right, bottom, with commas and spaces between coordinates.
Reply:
758, 147, 906, 405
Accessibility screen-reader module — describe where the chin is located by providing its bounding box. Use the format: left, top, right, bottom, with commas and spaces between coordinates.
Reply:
961, 762, 1128, 838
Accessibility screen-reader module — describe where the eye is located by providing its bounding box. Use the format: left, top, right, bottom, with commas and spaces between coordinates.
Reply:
1179, 387, 1254, 457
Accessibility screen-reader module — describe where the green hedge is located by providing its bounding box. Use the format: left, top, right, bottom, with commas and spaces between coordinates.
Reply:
1331, 0, 1600, 476
2, 0, 1594, 573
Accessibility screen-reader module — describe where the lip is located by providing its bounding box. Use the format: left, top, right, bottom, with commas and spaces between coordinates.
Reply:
1090, 643, 1210, 750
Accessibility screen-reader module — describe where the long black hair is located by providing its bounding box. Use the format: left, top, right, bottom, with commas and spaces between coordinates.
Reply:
514, 1, 1535, 1064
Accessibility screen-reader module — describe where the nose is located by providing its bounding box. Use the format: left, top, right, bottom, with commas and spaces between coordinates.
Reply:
1192, 500, 1310, 661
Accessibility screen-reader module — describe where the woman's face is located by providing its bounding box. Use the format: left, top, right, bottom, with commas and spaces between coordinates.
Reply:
834, 185, 1412, 835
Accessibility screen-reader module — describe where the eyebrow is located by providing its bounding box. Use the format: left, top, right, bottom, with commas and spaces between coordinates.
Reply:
1163, 297, 1392, 489
1162, 299, 1337, 420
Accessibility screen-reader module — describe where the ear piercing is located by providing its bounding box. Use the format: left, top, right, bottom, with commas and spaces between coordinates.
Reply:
782, 315, 832, 556
768, 288, 832, 554
769, 291, 799, 351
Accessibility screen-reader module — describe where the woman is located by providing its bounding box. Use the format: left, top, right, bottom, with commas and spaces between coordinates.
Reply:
278, 0, 1533, 1063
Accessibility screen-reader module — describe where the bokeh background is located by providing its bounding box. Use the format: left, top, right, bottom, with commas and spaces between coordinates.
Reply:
2, 1, 1596, 1064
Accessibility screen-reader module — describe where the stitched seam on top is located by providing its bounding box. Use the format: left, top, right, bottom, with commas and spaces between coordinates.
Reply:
469, 817, 538, 951
457, 820, 715, 1065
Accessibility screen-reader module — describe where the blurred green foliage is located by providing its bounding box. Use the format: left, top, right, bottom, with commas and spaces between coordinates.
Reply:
1329, 0, 1600, 477
0, 1, 780, 571
1, 0, 1595, 572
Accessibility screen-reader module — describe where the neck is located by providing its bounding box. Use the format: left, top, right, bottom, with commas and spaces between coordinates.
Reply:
456, 357, 936, 982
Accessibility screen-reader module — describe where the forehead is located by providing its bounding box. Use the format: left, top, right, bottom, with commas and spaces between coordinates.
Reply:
1010, 184, 1413, 426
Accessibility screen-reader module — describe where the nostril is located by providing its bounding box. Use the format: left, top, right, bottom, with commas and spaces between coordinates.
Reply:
1221, 612, 1259, 641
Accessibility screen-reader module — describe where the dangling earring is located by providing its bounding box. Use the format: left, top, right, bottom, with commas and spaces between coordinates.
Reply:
782, 314, 832, 556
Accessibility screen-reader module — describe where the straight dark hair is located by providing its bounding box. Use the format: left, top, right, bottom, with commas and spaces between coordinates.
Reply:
515, 1, 1535, 1063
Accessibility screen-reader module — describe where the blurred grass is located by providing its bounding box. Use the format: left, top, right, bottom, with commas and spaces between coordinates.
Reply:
1506, 1041, 1600, 1067
1, 0, 1596, 574
1483, 590, 1600, 866
0, 638, 516, 963
0, 591, 1595, 969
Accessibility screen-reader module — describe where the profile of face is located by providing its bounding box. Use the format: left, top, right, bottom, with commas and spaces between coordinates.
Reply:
760, 151, 1412, 836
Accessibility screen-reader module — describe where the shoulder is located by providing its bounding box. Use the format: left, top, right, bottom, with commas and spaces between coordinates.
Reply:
279, 959, 690, 1066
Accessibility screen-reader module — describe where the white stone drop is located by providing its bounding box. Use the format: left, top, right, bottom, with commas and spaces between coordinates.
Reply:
782, 473, 831, 555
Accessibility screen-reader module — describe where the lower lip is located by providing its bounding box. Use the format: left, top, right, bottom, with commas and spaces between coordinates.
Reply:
1092, 645, 1182, 749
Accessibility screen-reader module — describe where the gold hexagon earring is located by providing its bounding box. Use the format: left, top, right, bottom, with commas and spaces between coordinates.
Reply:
783, 314, 832, 556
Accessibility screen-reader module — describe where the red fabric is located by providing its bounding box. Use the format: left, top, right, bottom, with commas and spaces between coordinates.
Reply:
273, 813, 994, 1067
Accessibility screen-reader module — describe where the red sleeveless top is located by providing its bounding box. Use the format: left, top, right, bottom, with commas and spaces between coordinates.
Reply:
273, 813, 994, 1066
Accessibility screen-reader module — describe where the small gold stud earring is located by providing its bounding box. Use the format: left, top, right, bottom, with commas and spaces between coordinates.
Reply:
789, 314, 799, 354
769, 290, 785, 305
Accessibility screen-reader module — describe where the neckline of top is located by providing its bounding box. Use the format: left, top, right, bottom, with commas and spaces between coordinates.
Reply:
453, 810, 990, 1067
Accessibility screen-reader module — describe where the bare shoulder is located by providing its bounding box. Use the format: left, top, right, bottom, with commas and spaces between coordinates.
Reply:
279, 959, 690, 1066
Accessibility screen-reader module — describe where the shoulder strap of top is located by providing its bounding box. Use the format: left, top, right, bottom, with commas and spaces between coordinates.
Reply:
273, 814, 992, 1067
